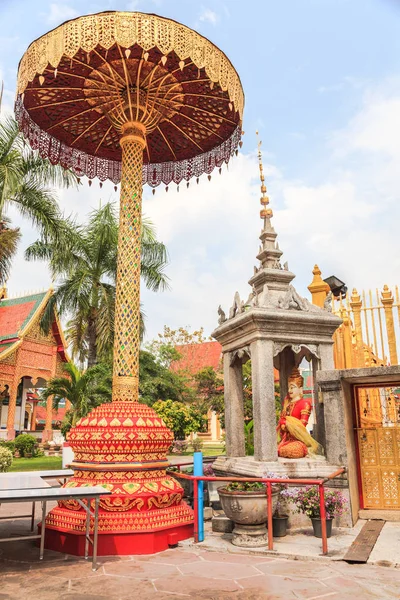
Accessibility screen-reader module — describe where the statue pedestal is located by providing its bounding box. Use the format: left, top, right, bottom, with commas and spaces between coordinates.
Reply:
213, 455, 335, 479
213, 455, 351, 528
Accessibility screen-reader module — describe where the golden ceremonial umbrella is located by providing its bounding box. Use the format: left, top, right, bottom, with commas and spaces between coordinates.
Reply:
16, 11, 244, 554
16, 11, 244, 403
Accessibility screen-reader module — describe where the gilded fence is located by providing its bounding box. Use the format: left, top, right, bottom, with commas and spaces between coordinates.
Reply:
308, 265, 400, 369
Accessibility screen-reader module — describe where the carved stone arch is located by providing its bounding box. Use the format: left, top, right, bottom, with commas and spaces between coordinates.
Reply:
229, 345, 251, 366
273, 342, 320, 368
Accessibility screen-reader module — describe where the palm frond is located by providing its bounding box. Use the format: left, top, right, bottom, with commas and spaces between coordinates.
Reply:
0, 222, 20, 283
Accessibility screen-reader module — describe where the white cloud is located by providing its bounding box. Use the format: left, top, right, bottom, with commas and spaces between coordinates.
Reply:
198, 8, 219, 26
47, 3, 79, 26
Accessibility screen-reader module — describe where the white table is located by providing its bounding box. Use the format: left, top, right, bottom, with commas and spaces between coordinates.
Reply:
0, 473, 109, 570
0, 472, 51, 531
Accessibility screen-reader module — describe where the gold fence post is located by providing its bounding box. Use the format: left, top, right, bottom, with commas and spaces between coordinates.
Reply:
381, 285, 398, 365
340, 307, 354, 369
307, 265, 330, 308
350, 288, 365, 367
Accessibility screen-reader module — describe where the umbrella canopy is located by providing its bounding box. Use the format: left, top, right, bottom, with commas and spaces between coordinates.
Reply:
16, 11, 244, 185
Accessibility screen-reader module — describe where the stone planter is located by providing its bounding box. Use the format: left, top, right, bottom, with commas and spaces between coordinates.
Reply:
311, 518, 333, 538
218, 487, 279, 547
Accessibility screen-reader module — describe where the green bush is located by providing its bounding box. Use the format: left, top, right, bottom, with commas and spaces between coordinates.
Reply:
0, 440, 15, 453
191, 438, 204, 452
14, 434, 37, 457
0, 446, 13, 472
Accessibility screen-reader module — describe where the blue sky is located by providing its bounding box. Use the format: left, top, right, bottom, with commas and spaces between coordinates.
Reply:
1, 0, 400, 341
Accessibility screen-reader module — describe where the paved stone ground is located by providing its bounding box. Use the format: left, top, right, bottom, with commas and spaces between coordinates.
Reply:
1, 505, 399, 599
1, 534, 400, 599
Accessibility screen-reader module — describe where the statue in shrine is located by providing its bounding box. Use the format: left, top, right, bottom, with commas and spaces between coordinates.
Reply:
277, 368, 323, 459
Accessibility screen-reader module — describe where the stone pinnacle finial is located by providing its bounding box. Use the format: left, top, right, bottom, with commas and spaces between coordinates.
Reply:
256, 131, 273, 226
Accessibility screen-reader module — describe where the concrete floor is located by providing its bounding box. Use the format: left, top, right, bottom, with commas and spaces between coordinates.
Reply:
0, 503, 399, 600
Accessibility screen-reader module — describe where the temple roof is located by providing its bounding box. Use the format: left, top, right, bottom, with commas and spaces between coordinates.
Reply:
0, 289, 68, 361
171, 341, 222, 374
0, 292, 47, 343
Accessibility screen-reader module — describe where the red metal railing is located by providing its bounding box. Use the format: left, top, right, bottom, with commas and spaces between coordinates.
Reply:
167, 467, 346, 555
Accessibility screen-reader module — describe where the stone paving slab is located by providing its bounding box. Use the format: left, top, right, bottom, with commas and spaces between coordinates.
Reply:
180, 519, 366, 563
368, 522, 400, 567
0, 506, 399, 599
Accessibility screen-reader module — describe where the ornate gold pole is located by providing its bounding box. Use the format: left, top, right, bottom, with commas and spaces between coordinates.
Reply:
112, 121, 146, 402
350, 288, 365, 367
381, 284, 398, 365
44, 395, 53, 442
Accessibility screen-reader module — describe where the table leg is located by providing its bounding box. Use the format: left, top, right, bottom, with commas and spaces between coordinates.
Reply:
92, 497, 99, 571
84, 500, 90, 560
31, 501, 35, 532
40, 501, 46, 560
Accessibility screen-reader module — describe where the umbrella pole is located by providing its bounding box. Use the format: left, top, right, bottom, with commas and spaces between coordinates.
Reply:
112, 121, 146, 403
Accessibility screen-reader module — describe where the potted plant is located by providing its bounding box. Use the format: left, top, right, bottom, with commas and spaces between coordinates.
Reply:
282, 486, 347, 538
218, 481, 279, 547
264, 472, 290, 537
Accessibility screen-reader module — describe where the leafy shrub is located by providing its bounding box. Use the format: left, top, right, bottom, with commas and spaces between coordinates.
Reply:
0, 446, 13, 472
191, 438, 204, 452
170, 439, 188, 454
153, 399, 205, 440
0, 440, 15, 453
14, 434, 37, 457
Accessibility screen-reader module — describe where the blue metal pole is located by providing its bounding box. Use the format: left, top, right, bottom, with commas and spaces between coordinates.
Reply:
193, 451, 204, 542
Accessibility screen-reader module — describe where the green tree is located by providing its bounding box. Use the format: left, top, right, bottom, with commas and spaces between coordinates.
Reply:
41, 362, 111, 436
194, 366, 224, 414
139, 350, 194, 406
152, 399, 205, 440
0, 218, 20, 282
26, 202, 169, 366
0, 116, 76, 282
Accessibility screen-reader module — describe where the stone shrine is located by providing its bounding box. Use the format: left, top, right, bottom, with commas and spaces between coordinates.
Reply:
212, 139, 347, 509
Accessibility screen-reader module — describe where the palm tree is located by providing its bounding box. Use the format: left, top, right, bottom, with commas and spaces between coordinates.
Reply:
0, 116, 77, 282
26, 202, 169, 366
0, 218, 20, 282
41, 362, 111, 435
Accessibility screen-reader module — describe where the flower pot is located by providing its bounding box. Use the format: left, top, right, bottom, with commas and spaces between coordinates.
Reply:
272, 515, 288, 537
218, 487, 279, 548
311, 518, 333, 538
25, 452, 32, 458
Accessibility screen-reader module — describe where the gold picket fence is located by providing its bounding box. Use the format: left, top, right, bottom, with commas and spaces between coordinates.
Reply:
332, 286, 400, 369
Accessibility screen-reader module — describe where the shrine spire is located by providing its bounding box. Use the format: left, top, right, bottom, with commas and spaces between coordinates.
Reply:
256, 131, 273, 227
253, 132, 284, 274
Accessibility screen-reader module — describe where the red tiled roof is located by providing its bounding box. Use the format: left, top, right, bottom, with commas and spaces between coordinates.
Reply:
0, 300, 36, 341
0, 290, 69, 363
35, 406, 66, 423
171, 341, 222, 374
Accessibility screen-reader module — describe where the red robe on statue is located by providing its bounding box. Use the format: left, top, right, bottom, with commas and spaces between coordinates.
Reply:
277, 396, 312, 459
